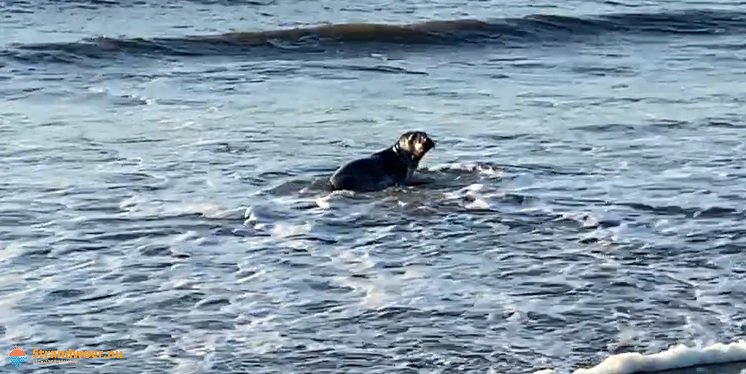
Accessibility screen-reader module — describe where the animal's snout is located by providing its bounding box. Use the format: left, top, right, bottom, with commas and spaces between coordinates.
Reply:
426, 136, 435, 149
418, 134, 435, 152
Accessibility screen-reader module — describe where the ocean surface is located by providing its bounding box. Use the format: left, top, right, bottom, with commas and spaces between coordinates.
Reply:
1, 0, 746, 373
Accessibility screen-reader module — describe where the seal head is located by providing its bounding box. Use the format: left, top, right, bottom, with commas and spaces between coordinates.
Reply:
393, 131, 436, 180
329, 131, 435, 192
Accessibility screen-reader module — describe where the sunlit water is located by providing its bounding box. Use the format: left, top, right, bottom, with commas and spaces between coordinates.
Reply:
1, 1, 745, 373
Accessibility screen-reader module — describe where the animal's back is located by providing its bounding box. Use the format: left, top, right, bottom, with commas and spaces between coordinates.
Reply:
330, 156, 391, 191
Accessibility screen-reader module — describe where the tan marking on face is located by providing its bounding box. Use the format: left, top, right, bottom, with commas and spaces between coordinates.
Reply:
397, 131, 433, 158
414, 137, 425, 154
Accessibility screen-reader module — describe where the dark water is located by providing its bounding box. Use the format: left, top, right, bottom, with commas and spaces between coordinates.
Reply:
1, 0, 745, 373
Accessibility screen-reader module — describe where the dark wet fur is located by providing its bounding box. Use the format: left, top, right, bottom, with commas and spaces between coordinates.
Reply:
329, 131, 435, 192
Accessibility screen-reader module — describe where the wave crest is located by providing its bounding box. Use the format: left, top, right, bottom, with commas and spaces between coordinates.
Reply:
4, 9, 746, 63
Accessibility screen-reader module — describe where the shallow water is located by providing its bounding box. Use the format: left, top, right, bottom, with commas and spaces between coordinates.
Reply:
1, 0, 746, 373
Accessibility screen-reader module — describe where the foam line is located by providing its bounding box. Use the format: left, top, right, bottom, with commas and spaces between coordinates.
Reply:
536, 340, 746, 374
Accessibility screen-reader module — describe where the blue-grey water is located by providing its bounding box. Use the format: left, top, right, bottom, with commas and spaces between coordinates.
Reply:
2, 1, 746, 373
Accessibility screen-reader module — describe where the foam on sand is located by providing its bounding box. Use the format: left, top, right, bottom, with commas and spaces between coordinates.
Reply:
536, 340, 746, 374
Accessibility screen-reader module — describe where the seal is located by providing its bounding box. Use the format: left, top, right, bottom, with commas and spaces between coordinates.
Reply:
329, 131, 436, 192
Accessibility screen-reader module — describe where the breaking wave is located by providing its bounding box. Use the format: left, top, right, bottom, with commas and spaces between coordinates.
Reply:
3, 9, 746, 63
536, 339, 746, 374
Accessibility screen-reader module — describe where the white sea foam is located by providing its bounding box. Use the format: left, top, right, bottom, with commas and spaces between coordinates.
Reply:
244, 205, 274, 229
313, 190, 354, 209
428, 162, 503, 178
536, 340, 746, 374
270, 222, 312, 238
443, 183, 495, 210
121, 196, 240, 219
315, 194, 333, 209
465, 197, 491, 210
0, 242, 26, 263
